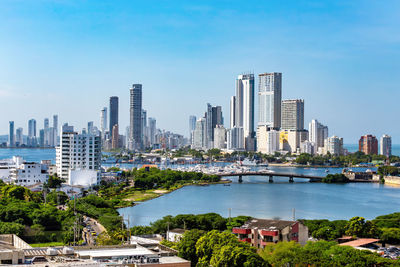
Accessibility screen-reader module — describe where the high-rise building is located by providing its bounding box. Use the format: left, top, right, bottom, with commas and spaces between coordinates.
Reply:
359, 135, 378, 155
281, 99, 304, 130
8, 121, 15, 147
230, 96, 236, 128
189, 115, 197, 143
308, 119, 328, 152
258, 72, 282, 129
380, 134, 392, 158
232, 74, 255, 151
213, 125, 226, 149
53, 115, 58, 141
130, 84, 142, 150
44, 118, 49, 146
16, 128, 23, 146
28, 119, 37, 147
56, 124, 101, 186
257, 126, 280, 155
324, 136, 344, 156
109, 96, 119, 139
111, 125, 119, 149
87, 121, 94, 135
39, 129, 45, 147
204, 104, 223, 148
148, 117, 156, 146
141, 109, 148, 147
100, 107, 107, 138
227, 127, 244, 151
192, 118, 206, 150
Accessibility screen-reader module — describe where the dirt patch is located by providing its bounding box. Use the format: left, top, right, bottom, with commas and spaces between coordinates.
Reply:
153, 190, 169, 194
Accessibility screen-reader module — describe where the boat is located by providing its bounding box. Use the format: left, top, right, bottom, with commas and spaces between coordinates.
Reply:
237, 158, 268, 167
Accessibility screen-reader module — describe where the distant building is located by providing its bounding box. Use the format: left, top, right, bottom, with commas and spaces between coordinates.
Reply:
111, 124, 119, 149
281, 99, 304, 130
10, 161, 49, 186
324, 136, 344, 156
359, 135, 378, 155
227, 127, 244, 151
109, 96, 119, 139
192, 118, 206, 150
8, 121, 15, 147
100, 107, 107, 139
53, 114, 58, 145
231, 74, 255, 151
279, 129, 308, 153
189, 115, 197, 144
15, 128, 23, 147
28, 119, 37, 147
232, 219, 309, 248
308, 119, 328, 153
213, 125, 226, 149
380, 134, 392, 157
130, 84, 143, 150
257, 126, 279, 154
87, 121, 94, 135
56, 124, 101, 186
300, 140, 314, 154
258, 72, 282, 129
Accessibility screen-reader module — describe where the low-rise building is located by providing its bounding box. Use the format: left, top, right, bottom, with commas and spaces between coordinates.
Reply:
232, 219, 309, 248
9, 162, 49, 186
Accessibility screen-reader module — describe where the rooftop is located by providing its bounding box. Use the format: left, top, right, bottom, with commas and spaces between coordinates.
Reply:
339, 238, 380, 247
239, 219, 296, 231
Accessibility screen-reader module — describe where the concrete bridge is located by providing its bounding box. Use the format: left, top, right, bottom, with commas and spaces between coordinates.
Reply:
215, 171, 325, 183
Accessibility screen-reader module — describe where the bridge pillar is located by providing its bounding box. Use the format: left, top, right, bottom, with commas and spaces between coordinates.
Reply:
238, 175, 243, 183
269, 175, 273, 183
289, 176, 294, 183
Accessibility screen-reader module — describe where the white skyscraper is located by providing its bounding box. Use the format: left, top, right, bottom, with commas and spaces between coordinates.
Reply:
324, 136, 344, 156
232, 74, 255, 151
56, 124, 101, 186
380, 134, 392, 157
230, 96, 236, 128
258, 72, 282, 129
309, 119, 328, 152
227, 127, 244, 151
192, 118, 207, 150
100, 107, 107, 138
213, 125, 226, 149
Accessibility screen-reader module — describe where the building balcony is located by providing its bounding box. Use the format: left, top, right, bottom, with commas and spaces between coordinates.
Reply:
232, 228, 251, 235
239, 238, 251, 243
261, 230, 278, 237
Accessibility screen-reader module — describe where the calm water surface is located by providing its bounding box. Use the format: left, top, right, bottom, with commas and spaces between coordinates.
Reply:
119, 166, 400, 226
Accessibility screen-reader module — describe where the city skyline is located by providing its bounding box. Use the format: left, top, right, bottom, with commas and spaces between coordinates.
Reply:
0, 1, 399, 143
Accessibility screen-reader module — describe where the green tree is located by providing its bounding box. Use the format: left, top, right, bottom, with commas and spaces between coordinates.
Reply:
177, 229, 205, 266
47, 175, 64, 188
345, 216, 378, 238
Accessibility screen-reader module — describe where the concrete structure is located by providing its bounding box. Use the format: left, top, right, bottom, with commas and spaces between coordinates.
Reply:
324, 136, 344, 156
56, 124, 101, 186
68, 169, 99, 187
0, 234, 30, 265
279, 130, 308, 153
8, 121, 14, 147
309, 119, 328, 153
15, 127, 23, 147
232, 74, 255, 151
100, 107, 107, 139
359, 135, 378, 155
192, 118, 206, 150
258, 72, 282, 129
130, 84, 143, 150
10, 161, 49, 186
213, 125, 226, 149
189, 115, 196, 144
281, 99, 304, 130
109, 96, 119, 140
230, 96, 236, 128
256, 126, 279, 154
227, 127, 244, 151
28, 119, 37, 147
380, 134, 392, 157
232, 219, 308, 249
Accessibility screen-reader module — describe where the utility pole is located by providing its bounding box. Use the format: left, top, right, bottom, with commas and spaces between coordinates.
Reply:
228, 208, 232, 224
292, 208, 296, 221
121, 214, 124, 244
167, 222, 170, 242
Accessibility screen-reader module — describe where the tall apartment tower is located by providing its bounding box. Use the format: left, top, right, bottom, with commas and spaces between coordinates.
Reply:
309, 119, 328, 151
359, 135, 378, 155
380, 134, 392, 157
8, 121, 15, 147
100, 107, 107, 137
16, 128, 23, 146
109, 96, 119, 138
189, 115, 197, 143
130, 84, 143, 150
205, 103, 223, 148
281, 99, 304, 130
232, 74, 255, 151
56, 124, 101, 184
44, 118, 49, 146
230, 96, 236, 128
148, 117, 156, 146
258, 72, 282, 129
28, 119, 37, 147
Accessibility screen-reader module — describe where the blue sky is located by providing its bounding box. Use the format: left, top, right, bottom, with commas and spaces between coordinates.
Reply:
0, 0, 399, 143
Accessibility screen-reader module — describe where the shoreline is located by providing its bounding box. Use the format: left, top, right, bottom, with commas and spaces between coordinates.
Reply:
117, 179, 232, 209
